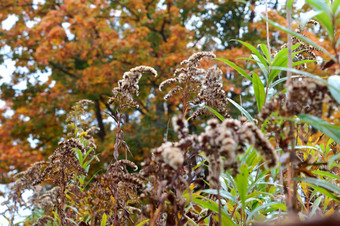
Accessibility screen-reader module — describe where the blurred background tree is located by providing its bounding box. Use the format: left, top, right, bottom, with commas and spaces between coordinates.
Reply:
0, 0, 287, 182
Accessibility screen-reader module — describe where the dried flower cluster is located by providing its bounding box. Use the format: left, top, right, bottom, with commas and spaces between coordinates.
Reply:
191, 67, 230, 119
30, 186, 60, 211
1, 161, 47, 218
160, 52, 231, 119
198, 117, 278, 185
85, 159, 144, 225
36, 136, 96, 185
160, 52, 215, 99
261, 78, 336, 120
108, 66, 157, 109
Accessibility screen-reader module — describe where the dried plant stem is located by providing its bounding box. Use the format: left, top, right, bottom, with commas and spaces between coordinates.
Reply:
265, 0, 271, 61
286, 1, 297, 215
113, 112, 123, 226
290, 121, 297, 211
58, 173, 67, 226
286, 3, 293, 86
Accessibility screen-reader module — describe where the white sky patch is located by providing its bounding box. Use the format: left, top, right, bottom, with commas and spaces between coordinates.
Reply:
0, 184, 33, 226
1, 15, 18, 31
62, 22, 75, 40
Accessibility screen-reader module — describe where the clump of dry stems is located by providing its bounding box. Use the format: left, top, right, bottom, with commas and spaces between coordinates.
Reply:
3, 55, 281, 226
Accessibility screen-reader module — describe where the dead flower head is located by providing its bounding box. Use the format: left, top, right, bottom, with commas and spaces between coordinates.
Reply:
108, 66, 157, 109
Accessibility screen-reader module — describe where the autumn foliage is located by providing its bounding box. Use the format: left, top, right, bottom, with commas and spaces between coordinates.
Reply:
1, 0, 340, 225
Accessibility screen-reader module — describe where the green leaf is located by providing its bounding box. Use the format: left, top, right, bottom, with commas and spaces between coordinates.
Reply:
192, 197, 236, 225
269, 43, 302, 83
65, 218, 77, 224
215, 58, 252, 81
315, 12, 334, 40
312, 170, 340, 181
237, 57, 262, 64
259, 44, 271, 64
83, 147, 94, 161
136, 219, 150, 226
292, 59, 317, 67
202, 189, 238, 203
234, 40, 268, 67
269, 75, 300, 89
328, 75, 340, 104
287, 0, 294, 9
334, 0, 340, 15
261, 15, 336, 61
309, 184, 340, 202
227, 98, 254, 122
310, 196, 323, 216
246, 202, 285, 222
306, 0, 334, 39
252, 73, 266, 111
298, 114, 340, 144
271, 67, 340, 96
235, 164, 249, 208
252, 54, 268, 81
101, 213, 107, 226
205, 105, 225, 122
297, 177, 340, 194
73, 148, 83, 165
328, 153, 340, 169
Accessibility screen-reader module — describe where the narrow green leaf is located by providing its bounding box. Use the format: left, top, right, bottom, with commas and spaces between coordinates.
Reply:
309, 184, 340, 202
215, 58, 252, 81
261, 15, 336, 61
271, 67, 340, 96
235, 164, 249, 208
269, 75, 300, 89
83, 147, 94, 161
272, 43, 301, 67
252, 54, 268, 81
292, 59, 317, 67
202, 189, 238, 203
192, 198, 236, 225
136, 219, 150, 226
246, 202, 284, 222
334, 0, 340, 15
101, 213, 107, 226
237, 57, 262, 64
314, 12, 334, 40
252, 73, 266, 111
287, 0, 294, 9
259, 44, 271, 64
297, 177, 340, 194
234, 40, 268, 67
65, 218, 77, 224
328, 75, 340, 104
306, 0, 332, 16
298, 114, 340, 144
73, 148, 83, 165
269, 44, 302, 83
205, 105, 225, 122
310, 196, 323, 216
227, 98, 254, 122
312, 170, 340, 181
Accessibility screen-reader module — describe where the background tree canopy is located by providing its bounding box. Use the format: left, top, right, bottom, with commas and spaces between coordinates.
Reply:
0, 0, 321, 182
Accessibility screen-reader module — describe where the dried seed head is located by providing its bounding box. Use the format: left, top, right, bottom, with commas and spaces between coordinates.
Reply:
110, 66, 157, 109
152, 142, 184, 170
172, 115, 189, 139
